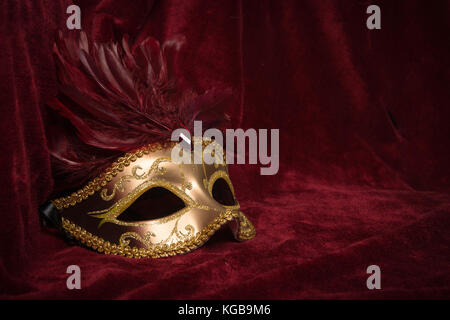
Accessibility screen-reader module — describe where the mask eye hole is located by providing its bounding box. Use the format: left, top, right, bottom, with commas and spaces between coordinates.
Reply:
117, 187, 185, 222
212, 178, 236, 206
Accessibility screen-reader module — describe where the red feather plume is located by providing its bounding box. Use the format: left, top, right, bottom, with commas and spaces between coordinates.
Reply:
47, 31, 230, 189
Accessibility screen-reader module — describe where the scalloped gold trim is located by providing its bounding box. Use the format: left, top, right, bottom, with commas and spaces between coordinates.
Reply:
61, 209, 241, 258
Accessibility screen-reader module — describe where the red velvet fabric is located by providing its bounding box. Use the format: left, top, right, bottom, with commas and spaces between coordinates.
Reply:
1, 0, 449, 299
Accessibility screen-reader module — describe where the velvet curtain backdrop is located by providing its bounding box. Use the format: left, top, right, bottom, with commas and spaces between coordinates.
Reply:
1, 0, 449, 298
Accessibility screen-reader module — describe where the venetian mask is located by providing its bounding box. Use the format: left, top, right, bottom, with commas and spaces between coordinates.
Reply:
49, 138, 255, 258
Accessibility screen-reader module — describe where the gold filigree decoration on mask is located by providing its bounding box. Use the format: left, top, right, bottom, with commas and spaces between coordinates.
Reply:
179, 164, 193, 192
209, 147, 226, 169
100, 157, 170, 201
61, 209, 246, 258
119, 217, 195, 248
119, 230, 156, 247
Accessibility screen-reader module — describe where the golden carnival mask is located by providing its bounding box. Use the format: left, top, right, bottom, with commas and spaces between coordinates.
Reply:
44, 139, 255, 258
41, 32, 255, 257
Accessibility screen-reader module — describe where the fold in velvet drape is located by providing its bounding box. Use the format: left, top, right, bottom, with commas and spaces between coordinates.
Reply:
1, 0, 449, 298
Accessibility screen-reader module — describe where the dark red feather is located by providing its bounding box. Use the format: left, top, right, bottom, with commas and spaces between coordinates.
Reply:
47, 31, 231, 189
